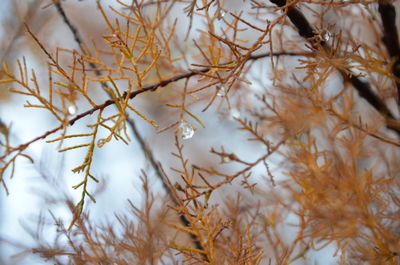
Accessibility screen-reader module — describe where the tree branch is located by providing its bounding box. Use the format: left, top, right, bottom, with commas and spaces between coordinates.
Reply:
270, 0, 400, 135
1, 43, 303, 160
378, 1, 400, 105
54, 1, 210, 259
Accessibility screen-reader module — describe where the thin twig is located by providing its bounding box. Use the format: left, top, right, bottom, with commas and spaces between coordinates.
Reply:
1, 37, 301, 160
54, 1, 209, 260
270, 0, 400, 136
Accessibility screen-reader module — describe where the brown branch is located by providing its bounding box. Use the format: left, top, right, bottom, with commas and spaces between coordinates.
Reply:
270, 0, 400, 135
270, 0, 316, 40
378, 2, 400, 104
54, 1, 209, 260
54, 1, 196, 187
1, 44, 305, 161
55, 1, 210, 259
53, 0, 110, 90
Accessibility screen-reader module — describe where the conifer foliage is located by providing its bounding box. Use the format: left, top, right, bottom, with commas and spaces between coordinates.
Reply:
1, 0, 400, 264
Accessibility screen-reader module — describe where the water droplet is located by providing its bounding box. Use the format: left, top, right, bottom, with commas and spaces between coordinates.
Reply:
217, 86, 226, 97
218, 10, 226, 20
322, 31, 331, 42
97, 138, 106, 147
68, 104, 77, 115
222, 156, 231, 163
179, 120, 194, 140
229, 108, 240, 119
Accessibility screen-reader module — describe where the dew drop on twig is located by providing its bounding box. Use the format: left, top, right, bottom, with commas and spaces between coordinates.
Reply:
322, 31, 331, 42
97, 138, 106, 148
217, 86, 226, 97
68, 104, 77, 115
218, 10, 226, 20
217, 8, 226, 20
220, 10, 226, 18
222, 156, 231, 163
229, 108, 240, 119
179, 120, 194, 140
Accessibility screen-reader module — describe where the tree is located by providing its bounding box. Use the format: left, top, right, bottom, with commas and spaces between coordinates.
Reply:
1, 0, 400, 264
